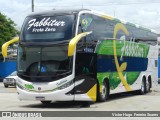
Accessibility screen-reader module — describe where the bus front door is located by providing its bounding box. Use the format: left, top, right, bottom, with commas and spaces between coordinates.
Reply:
74, 53, 97, 102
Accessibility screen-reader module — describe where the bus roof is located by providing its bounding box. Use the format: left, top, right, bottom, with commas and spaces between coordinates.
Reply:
27, 9, 158, 34
27, 9, 91, 17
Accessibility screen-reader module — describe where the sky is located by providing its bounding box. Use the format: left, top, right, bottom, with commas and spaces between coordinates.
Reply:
1, 0, 160, 32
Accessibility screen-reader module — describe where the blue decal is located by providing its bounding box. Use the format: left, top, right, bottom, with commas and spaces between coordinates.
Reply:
97, 55, 148, 72
41, 66, 46, 72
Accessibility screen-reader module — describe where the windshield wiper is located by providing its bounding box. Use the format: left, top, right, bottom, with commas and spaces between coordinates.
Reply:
55, 70, 72, 76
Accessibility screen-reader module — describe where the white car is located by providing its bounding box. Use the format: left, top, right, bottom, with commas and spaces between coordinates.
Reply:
3, 71, 17, 88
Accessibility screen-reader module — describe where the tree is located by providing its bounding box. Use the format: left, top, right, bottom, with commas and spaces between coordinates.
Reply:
0, 12, 19, 51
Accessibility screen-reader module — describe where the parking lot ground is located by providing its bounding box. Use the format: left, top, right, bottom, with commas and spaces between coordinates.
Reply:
0, 82, 160, 112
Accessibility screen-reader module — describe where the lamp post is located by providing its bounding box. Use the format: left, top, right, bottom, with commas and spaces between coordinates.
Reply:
32, 0, 34, 12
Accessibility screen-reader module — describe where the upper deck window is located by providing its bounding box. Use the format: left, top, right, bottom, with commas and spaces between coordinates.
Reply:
20, 14, 75, 42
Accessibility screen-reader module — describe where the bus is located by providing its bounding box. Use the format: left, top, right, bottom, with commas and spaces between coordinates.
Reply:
15, 9, 158, 104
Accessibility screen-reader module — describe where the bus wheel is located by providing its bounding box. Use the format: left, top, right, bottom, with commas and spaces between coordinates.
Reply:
41, 101, 52, 104
98, 81, 109, 102
146, 78, 151, 93
140, 77, 146, 95
4, 85, 8, 88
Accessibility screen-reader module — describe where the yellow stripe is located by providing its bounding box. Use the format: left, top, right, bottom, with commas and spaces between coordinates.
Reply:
87, 84, 97, 101
113, 23, 131, 91
68, 32, 92, 56
101, 15, 114, 20
2, 37, 19, 57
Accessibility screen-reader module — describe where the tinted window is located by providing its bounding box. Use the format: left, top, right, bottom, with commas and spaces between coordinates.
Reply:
79, 14, 116, 40
17, 44, 73, 77
75, 53, 96, 75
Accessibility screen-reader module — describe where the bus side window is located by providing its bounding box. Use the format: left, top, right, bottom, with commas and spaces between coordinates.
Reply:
79, 14, 93, 32
78, 20, 84, 34
77, 14, 94, 52
75, 53, 96, 76
78, 13, 95, 40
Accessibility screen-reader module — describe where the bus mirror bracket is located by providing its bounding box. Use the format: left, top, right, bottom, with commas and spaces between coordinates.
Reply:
68, 31, 92, 56
2, 37, 19, 59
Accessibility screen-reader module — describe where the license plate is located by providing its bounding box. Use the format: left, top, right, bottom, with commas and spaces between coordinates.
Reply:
7, 82, 13, 84
35, 96, 45, 100
7, 80, 13, 82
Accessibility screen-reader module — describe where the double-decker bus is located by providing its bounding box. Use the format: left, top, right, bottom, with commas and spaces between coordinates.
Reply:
15, 9, 158, 104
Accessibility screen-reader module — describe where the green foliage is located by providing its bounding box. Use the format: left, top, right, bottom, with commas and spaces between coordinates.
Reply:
0, 12, 19, 51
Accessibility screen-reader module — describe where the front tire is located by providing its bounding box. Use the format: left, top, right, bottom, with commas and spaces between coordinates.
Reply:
146, 80, 151, 93
4, 85, 8, 88
98, 81, 109, 102
140, 77, 146, 95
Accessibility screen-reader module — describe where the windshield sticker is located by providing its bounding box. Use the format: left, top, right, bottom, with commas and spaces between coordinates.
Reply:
41, 66, 46, 73
27, 17, 66, 32
81, 17, 92, 30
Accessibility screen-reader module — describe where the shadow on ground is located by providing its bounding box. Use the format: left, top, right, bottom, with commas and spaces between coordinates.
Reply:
20, 90, 141, 109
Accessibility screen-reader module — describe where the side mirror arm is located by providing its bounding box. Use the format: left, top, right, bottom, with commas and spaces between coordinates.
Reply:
68, 31, 92, 56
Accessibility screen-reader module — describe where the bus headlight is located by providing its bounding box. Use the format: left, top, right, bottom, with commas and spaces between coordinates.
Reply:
16, 83, 25, 90
57, 80, 73, 90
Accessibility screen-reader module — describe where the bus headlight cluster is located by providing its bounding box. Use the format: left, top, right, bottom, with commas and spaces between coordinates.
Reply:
16, 80, 74, 92
16, 83, 25, 90
57, 80, 73, 90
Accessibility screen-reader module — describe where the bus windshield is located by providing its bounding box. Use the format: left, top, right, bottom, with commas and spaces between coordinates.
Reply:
17, 44, 72, 78
20, 15, 75, 42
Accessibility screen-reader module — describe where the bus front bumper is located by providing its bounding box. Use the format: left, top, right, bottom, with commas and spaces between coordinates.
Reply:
16, 85, 74, 102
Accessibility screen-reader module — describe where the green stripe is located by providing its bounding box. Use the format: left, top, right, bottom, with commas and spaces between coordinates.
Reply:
96, 40, 149, 58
